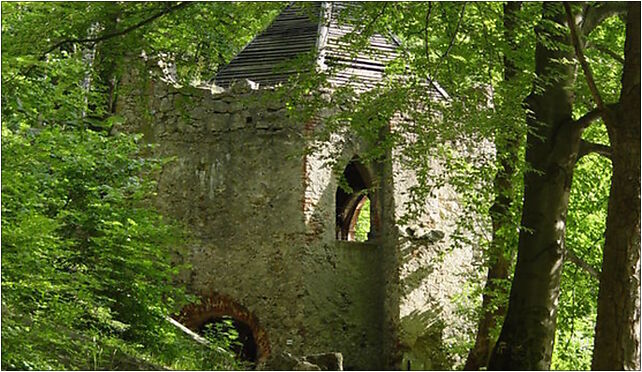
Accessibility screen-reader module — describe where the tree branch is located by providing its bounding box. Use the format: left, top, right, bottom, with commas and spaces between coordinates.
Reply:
581, 2, 628, 36
39, 2, 192, 61
440, 3, 467, 62
164, 316, 211, 347
571, 107, 602, 129
577, 139, 612, 161
587, 42, 625, 64
164, 315, 234, 357
362, 3, 388, 34
431, 2, 466, 78
566, 249, 600, 280
424, 2, 433, 60
564, 3, 607, 112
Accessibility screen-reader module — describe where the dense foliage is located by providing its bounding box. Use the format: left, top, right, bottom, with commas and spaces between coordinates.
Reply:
1, 1, 285, 369
0, 121, 253, 370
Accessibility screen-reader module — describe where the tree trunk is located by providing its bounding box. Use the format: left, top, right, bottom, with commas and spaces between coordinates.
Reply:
592, 3, 641, 369
464, 2, 521, 369
488, 3, 581, 369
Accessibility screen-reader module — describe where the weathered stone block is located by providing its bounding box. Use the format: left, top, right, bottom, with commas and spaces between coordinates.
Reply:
229, 113, 244, 130
263, 352, 300, 370
228, 100, 243, 113
159, 96, 172, 112
295, 361, 322, 371
210, 100, 229, 113
255, 118, 270, 129
176, 120, 187, 133
229, 79, 259, 94
207, 114, 230, 132
191, 106, 207, 121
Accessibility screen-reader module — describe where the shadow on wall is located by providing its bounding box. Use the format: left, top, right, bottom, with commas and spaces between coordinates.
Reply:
301, 150, 390, 370
399, 232, 444, 296
399, 309, 451, 370
398, 201, 456, 369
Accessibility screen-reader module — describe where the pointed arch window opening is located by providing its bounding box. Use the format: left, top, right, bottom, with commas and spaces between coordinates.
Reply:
335, 158, 377, 242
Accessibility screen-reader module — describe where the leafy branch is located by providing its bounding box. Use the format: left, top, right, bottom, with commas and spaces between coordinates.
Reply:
564, 3, 606, 111
587, 42, 625, 65
42, 2, 192, 58
566, 249, 600, 280
580, 2, 628, 36
20, 2, 193, 78
423, 2, 433, 59
436, 2, 467, 69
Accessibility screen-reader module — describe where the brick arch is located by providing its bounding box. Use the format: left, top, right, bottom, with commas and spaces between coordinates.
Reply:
178, 293, 271, 362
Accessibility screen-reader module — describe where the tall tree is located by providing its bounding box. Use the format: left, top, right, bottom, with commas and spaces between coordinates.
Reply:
489, 2, 629, 368
593, 4, 641, 368
488, 3, 586, 368
464, 2, 523, 369
564, 2, 642, 368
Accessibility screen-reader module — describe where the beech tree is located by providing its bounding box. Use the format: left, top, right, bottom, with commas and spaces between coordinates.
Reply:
464, 3, 523, 369
563, 2, 641, 368
592, 3, 641, 368
488, 2, 629, 369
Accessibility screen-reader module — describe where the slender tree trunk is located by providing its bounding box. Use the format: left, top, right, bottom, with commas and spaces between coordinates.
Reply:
592, 3, 641, 369
94, 3, 122, 120
464, 3, 521, 369
488, 3, 582, 369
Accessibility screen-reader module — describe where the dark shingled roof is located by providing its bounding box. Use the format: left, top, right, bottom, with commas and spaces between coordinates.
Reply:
213, 2, 448, 99
213, 3, 322, 88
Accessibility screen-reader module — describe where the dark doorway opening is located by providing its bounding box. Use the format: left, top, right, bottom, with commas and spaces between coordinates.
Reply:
198, 316, 258, 365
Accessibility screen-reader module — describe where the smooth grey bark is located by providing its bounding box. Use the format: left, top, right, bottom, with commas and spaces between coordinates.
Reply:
463, 2, 522, 370
488, 3, 583, 369
592, 3, 641, 369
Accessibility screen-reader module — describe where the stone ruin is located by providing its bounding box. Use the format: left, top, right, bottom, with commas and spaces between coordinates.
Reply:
116, 3, 482, 370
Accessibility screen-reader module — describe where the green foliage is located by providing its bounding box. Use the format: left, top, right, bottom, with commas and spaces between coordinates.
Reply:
2, 125, 181, 369
1, 120, 248, 371
354, 198, 371, 242
1, 1, 275, 368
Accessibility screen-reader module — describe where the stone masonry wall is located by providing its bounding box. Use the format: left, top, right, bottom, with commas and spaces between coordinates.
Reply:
117, 74, 401, 368
117, 76, 311, 361
300, 141, 393, 370
392, 152, 482, 370
117, 68, 482, 370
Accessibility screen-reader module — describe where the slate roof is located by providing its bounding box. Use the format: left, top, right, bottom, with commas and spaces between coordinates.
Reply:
213, 2, 448, 99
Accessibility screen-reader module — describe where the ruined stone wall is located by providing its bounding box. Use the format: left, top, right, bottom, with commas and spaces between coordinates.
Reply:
392, 152, 484, 370
116, 74, 402, 368
116, 69, 483, 370
116, 76, 311, 360
300, 140, 395, 370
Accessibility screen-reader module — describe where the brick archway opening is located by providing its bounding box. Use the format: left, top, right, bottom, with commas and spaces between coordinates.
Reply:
178, 293, 270, 364
199, 316, 258, 363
